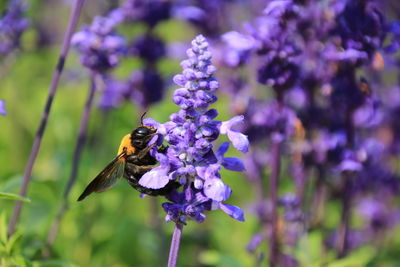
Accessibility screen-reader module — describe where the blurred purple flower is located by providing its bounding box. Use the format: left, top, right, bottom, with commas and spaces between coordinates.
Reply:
140, 35, 248, 224
334, 0, 385, 59
131, 33, 166, 63
71, 16, 126, 72
221, 31, 255, 67
385, 21, 400, 54
172, 0, 228, 36
0, 0, 29, 56
0, 100, 6, 115
98, 77, 128, 110
128, 68, 164, 108
122, 0, 171, 27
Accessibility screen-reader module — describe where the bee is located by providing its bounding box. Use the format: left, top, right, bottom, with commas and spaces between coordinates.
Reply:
77, 114, 179, 201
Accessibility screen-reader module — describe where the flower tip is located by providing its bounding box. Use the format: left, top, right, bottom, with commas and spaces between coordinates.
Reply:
220, 203, 245, 222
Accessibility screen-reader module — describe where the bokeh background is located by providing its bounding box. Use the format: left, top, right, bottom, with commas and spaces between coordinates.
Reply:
1, 0, 400, 266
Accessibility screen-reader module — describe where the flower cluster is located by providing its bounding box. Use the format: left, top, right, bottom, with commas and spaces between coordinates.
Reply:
71, 15, 126, 73
139, 35, 249, 224
0, 0, 29, 56
214, 0, 400, 262
0, 0, 29, 116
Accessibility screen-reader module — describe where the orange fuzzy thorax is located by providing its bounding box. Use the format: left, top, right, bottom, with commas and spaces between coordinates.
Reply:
117, 134, 136, 158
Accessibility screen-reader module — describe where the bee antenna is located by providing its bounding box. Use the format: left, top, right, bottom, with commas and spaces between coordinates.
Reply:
140, 111, 147, 125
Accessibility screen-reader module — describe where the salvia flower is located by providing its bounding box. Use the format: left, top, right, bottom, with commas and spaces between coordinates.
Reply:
0, 0, 29, 56
122, 0, 171, 27
140, 35, 248, 224
71, 16, 126, 72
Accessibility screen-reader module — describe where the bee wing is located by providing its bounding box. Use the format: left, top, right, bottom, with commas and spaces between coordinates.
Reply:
77, 153, 125, 201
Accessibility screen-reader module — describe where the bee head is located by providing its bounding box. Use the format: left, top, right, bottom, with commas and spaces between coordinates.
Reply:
130, 126, 157, 149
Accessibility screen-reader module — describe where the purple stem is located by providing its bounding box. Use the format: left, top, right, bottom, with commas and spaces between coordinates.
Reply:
310, 166, 327, 228
167, 223, 184, 267
337, 108, 355, 258
45, 71, 97, 251
7, 0, 86, 237
268, 96, 283, 267
269, 138, 281, 267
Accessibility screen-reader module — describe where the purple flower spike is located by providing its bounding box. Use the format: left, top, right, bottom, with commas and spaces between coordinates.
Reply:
140, 35, 248, 224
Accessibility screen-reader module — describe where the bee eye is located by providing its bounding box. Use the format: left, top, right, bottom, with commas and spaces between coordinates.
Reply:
137, 128, 149, 134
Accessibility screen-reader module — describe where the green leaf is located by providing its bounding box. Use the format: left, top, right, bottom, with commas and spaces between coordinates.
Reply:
0, 213, 7, 244
0, 192, 31, 203
326, 246, 376, 267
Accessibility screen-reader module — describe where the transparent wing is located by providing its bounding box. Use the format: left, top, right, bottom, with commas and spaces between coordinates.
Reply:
77, 153, 125, 201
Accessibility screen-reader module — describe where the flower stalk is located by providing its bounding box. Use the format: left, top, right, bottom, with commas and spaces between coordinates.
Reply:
268, 139, 281, 267
167, 223, 184, 267
8, 0, 86, 237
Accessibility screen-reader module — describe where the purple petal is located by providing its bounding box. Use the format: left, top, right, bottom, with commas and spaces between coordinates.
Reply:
147, 134, 161, 147
222, 157, 246, 172
203, 178, 230, 202
201, 149, 218, 164
0, 100, 6, 115
216, 142, 229, 159
219, 115, 242, 134
227, 130, 249, 153
339, 159, 362, 172
143, 118, 160, 129
219, 203, 245, 222
159, 121, 176, 135
219, 116, 249, 153
139, 167, 169, 189
173, 74, 186, 87
221, 31, 255, 51
196, 166, 207, 179
205, 164, 221, 180
247, 234, 263, 252
154, 152, 169, 166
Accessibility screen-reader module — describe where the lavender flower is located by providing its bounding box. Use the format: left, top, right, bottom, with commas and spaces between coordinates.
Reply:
221, 31, 255, 68
122, 0, 171, 27
131, 34, 166, 63
71, 16, 126, 72
140, 35, 248, 224
0, 0, 29, 56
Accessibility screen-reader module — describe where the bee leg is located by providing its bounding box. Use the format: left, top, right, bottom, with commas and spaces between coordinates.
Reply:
125, 162, 154, 175
137, 143, 155, 159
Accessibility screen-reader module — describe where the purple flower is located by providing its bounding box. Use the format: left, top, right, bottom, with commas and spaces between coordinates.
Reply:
140, 35, 248, 224
98, 77, 128, 110
131, 33, 166, 63
71, 16, 126, 72
122, 0, 171, 27
385, 21, 400, 54
128, 68, 165, 108
219, 116, 249, 153
334, 0, 385, 59
221, 31, 255, 67
0, 0, 29, 56
0, 100, 6, 116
